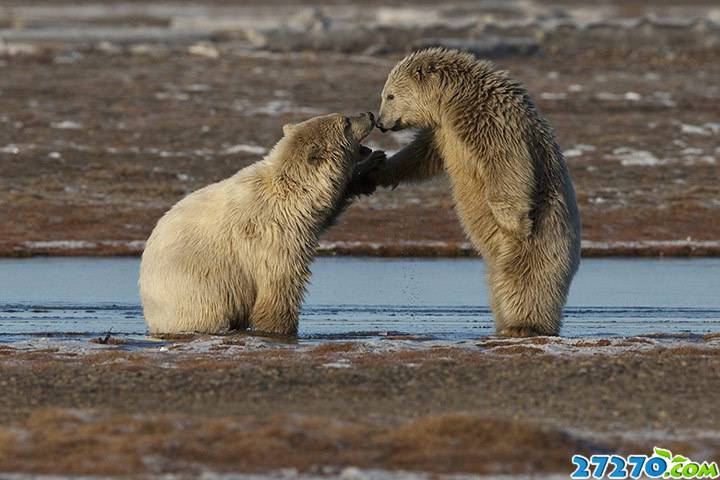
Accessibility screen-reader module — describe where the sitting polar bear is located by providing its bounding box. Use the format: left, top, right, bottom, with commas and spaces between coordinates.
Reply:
140, 112, 380, 336
373, 48, 581, 337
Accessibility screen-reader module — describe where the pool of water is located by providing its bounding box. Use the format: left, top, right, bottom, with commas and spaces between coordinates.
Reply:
0, 257, 719, 344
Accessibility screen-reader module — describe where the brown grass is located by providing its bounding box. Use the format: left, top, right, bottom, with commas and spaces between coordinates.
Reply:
619, 337, 655, 345
642, 346, 720, 357
574, 339, 612, 348
0, 409, 593, 476
488, 345, 545, 355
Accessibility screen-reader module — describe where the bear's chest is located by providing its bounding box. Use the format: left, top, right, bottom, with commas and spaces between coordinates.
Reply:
435, 128, 498, 251
436, 128, 486, 193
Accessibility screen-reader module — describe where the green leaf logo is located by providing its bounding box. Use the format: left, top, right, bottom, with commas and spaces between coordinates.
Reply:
654, 447, 673, 459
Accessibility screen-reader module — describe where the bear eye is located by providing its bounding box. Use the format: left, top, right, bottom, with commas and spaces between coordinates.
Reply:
386, 94, 395, 101
344, 117, 351, 129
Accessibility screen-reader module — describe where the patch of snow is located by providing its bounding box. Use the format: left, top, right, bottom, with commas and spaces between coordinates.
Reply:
375, 8, 444, 28
54, 50, 83, 64
222, 144, 268, 155
652, 91, 675, 107
185, 84, 211, 92
681, 147, 703, 156
595, 91, 645, 102
22, 240, 96, 250
704, 122, 720, 134
610, 148, 663, 167
129, 44, 166, 56
21, 240, 146, 251
564, 144, 596, 158
582, 239, 720, 250
684, 156, 717, 165
51, 120, 83, 130
0, 40, 37, 56
680, 123, 713, 136
155, 91, 190, 101
96, 41, 121, 54
322, 359, 352, 369
188, 42, 220, 58
540, 92, 567, 100
0, 144, 20, 154
234, 99, 323, 117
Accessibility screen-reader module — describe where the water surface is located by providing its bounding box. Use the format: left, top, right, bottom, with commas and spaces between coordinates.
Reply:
0, 257, 718, 345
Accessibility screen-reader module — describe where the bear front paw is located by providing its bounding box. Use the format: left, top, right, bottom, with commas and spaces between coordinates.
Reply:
348, 148, 386, 197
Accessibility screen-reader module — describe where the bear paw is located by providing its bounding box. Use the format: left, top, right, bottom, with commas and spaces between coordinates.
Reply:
347, 148, 386, 197
498, 326, 554, 338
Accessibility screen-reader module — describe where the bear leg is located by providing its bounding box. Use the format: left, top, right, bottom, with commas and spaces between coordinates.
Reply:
487, 250, 563, 337
249, 276, 303, 336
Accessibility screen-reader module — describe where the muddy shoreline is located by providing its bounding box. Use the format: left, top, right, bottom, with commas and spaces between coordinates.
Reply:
4, 240, 720, 258
1, 335, 720, 476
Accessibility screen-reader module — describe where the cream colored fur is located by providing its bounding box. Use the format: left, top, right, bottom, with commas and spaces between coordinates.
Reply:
375, 48, 581, 337
139, 113, 376, 335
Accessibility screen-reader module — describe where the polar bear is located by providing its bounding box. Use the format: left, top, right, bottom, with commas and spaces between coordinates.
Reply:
373, 48, 581, 337
139, 112, 380, 336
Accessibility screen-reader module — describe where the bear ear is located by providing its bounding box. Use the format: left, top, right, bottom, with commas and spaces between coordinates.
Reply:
282, 123, 295, 135
414, 62, 437, 81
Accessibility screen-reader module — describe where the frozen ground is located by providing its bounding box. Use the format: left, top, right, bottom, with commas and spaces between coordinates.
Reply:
1, 334, 720, 477
1, 0, 719, 256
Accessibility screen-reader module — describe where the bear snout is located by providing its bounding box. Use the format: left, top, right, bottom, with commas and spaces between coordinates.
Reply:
376, 117, 401, 133
349, 112, 376, 141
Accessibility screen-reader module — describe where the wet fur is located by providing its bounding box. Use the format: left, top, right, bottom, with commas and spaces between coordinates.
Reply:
376, 48, 581, 336
140, 114, 378, 336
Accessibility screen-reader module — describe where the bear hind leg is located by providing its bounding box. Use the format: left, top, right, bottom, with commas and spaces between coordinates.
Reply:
489, 263, 563, 337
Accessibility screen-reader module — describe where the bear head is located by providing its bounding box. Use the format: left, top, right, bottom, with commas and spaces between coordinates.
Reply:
377, 48, 480, 132
279, 112, 375, 177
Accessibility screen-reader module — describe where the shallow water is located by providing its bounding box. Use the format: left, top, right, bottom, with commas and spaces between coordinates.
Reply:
0, 257, 718, 346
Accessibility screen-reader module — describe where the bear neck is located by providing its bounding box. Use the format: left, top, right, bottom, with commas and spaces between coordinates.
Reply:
438, 66, 531, 146
264, 153, 351, 229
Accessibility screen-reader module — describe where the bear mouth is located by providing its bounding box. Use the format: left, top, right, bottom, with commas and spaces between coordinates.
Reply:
377, 118, 403, 133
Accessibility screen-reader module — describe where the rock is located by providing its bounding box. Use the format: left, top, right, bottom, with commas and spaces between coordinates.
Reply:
95, 41, 122, 54
188, 41, 220, 58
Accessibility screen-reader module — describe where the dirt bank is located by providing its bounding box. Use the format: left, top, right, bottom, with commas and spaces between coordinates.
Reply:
1, 335, 719, 476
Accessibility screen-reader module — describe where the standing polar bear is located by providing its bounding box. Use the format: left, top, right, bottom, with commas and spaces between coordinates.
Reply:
374, 48, 581, 337
140, 113, 380, 335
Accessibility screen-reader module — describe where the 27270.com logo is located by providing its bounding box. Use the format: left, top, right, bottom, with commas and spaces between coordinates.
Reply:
571, 447, 719, 479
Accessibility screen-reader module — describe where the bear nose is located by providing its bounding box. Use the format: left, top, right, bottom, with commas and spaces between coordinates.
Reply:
376, 119, 385, 131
